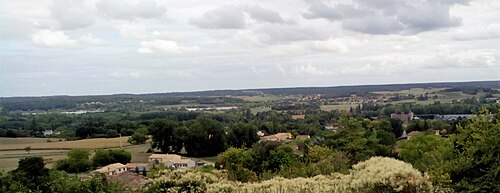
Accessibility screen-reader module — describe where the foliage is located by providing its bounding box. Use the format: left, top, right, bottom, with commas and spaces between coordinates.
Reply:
0, 156, 121, 193
449, 110, 500, 192
92, 149, 132, 167
143, 157, 433, 193
398, 134, 453, 172
55, 149, 92, 173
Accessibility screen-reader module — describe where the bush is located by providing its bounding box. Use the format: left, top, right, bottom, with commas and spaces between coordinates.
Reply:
141, 157, 434, 193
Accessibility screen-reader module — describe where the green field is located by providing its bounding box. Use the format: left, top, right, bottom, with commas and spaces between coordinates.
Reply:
320, 104, 357, 111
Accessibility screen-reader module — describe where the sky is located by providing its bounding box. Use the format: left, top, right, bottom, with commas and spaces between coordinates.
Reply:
0, 0, 499, 97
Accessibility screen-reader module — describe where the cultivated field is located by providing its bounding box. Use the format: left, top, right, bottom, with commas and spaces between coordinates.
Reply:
0, 137, 65, 144
0, 137, 151, 172
0, 137, 131, 150
320, 104, 357, 111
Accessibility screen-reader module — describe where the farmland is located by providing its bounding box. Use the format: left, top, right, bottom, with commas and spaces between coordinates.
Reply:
0, 137, 131, 150
0, 137, 150, 171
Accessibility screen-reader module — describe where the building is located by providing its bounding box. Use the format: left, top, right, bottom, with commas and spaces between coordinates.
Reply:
325, 125, 341, 132
43, 130, 60, 136
406, 131, 421, 140
107, 172, 149, 191
95, 163, 127, 176
260, 132, 292, 142
125, 163, 149, 173
291, 114, 306, 120
391, 112, 414, 125
295, 135, 310, 140
256, 131, 265, 137
148, 154, 196, 168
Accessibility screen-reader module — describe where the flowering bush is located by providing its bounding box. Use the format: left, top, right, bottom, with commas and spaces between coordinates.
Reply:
142, 157, 434, 193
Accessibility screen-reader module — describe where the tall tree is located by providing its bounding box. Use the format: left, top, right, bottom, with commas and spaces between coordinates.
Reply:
450, 111, 500, 192
149, 119, 179, 153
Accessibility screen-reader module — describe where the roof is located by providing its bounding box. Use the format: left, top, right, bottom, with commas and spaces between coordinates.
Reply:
148, 154, 181, 160
107, 171, 149, 190
95, 163, 126, 173
126, 163, 148, 168
407, 131, 421, 137
291, 114, 306, 119
169, 158, 191, 164
260, 135, 279, 141
274, 132, 291, 139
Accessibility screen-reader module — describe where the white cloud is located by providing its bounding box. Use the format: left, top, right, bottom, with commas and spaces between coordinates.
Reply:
49, 0, 95, 30
292, 63, 331, 76
451, 24, 500, 41
2, 0, 500, 96
118, 24, 147, 39
424, 48, 499, 69
137, 39, 199, 54
31, 29, 103, 48
96, 0, 166, 20
190, 6, 246, 29
190, 5, 286, 29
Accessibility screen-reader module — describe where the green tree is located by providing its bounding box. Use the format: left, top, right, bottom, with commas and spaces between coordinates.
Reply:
149, 119, 179, 153
106, 130, 119, 138
218, 148, 256, 182
227, 122, 259, 148
450, 111, 500, 192
10, 157, 50, 192
128, 132, 148, 144
56, 149, 92, 173
93, 149, 131, 167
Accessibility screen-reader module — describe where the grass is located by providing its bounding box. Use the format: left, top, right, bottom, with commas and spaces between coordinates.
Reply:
250, 106, 272, 114
320, 104, 357, 111
233, 95, 287, 102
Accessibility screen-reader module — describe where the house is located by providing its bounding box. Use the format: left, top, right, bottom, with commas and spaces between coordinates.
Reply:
406, 131, 421, 140
125, 163, 149, 173
107, 171, 149, 190
148, 154, 196, 168
296, 135, 310, 140
291, 114, 306, 120
391, 112, 414, 125
260, 132, 292, 142
148, 154, 182, 163
256, 131, 265, 137
275, 132, 292, 139
95, 163, 127, 176
325, 125, 341, 131
43, 130, 60, 136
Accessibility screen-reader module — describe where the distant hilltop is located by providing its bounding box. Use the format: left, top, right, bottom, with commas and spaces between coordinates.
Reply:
1, 80, 499, 99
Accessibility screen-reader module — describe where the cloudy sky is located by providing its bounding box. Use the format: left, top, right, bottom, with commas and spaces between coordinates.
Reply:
1, 0, 499, 96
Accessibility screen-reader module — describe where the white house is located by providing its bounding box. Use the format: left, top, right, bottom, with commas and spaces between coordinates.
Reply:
95, 163, 127, 176
148, 154, 196, 168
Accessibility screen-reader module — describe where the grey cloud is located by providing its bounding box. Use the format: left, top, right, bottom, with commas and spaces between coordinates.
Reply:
50, 0, 94, 30
256, 24, 330, 43
190, 5, 286, 29
190, 6, 246, 29
303, 0, 468, 34
96, 0, 166, 20
342, 16, 403, 35
245, 5, 286, 24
